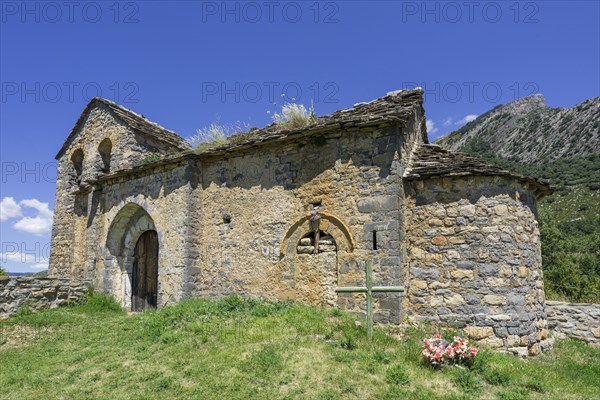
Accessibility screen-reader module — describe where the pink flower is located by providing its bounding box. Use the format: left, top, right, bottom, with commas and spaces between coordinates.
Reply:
422, 334, 478, 367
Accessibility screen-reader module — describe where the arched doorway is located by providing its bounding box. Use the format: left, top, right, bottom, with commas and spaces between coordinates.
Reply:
104, 203, 159, 310
132, 230, 159, 311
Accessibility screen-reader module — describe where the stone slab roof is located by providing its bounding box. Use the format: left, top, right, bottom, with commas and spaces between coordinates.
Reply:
193, 88, 427, 154
55, 98, 191, 160
403, 144, 551, 195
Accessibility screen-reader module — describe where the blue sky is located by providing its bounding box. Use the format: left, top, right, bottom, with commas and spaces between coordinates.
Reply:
1, 1, 599, 272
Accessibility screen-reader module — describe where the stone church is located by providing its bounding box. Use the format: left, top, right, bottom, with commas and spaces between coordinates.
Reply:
48, 88, 551, 355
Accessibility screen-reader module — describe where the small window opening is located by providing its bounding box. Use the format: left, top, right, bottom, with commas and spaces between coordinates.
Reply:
71, 149, 84, 184
222, 213, 231, 224
372, 230, 378, 250
310, 200, 323, 209
98, 138, 112, 173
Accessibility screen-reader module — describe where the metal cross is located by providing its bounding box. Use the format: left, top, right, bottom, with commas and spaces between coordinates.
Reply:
335, 261, 404, 339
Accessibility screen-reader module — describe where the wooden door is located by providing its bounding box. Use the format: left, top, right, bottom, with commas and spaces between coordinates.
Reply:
132, 230, 158, 311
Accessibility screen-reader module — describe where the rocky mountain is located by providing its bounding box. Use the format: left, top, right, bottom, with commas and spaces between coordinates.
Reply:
436, 94, 600, 163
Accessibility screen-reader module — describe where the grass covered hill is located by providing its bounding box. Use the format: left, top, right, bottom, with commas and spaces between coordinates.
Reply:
435, 96, 600, 303
1, 294, 599, 400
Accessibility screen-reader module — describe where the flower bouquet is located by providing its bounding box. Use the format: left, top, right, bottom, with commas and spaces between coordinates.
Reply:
422, 333, 478, 367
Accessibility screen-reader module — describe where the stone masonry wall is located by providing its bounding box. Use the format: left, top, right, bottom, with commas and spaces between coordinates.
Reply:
547, 301, 600, 346
90, 159, 195, 310
60, 122, 418, 323
195, 124, 407, 323
0, 276, 90, 319
404, 175, 549, 356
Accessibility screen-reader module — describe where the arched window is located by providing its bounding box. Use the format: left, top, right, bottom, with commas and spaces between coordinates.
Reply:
98, 138, 112, 173
70, 149, 84, 184
281, 212, 353, 257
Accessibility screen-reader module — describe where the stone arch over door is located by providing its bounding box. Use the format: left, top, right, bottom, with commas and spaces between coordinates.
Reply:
280, 213, 354, 306
104, 202, 159, 310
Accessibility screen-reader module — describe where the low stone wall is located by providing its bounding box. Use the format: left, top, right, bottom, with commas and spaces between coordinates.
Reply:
547, 301, 600, 346
0, 276, 90, 318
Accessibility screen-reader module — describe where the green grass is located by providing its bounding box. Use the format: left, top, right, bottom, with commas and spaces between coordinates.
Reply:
1, 295, 599, 399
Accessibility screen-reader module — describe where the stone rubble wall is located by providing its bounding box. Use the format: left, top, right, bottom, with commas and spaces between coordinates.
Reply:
404, 176, 548, 356
546, 301, 600, 346
195, 124, 407, 323
53, 117, 420, 323
0, 277, 90, 319
95, 159, 195, 310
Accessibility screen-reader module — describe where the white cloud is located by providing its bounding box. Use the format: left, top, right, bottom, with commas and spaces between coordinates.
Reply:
456, 114, 478, 125
443, 117, 453, 127
12, 199, 54, 236
0, 251, 48, 265
426, 119, 438, 135
31, 262, 49, 270
0, 197, 22, 221
0, 250, 49, 271
1, 197, 54, 235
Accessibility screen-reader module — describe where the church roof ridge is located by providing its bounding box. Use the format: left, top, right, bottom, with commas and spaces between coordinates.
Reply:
55, 97, 191, 160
